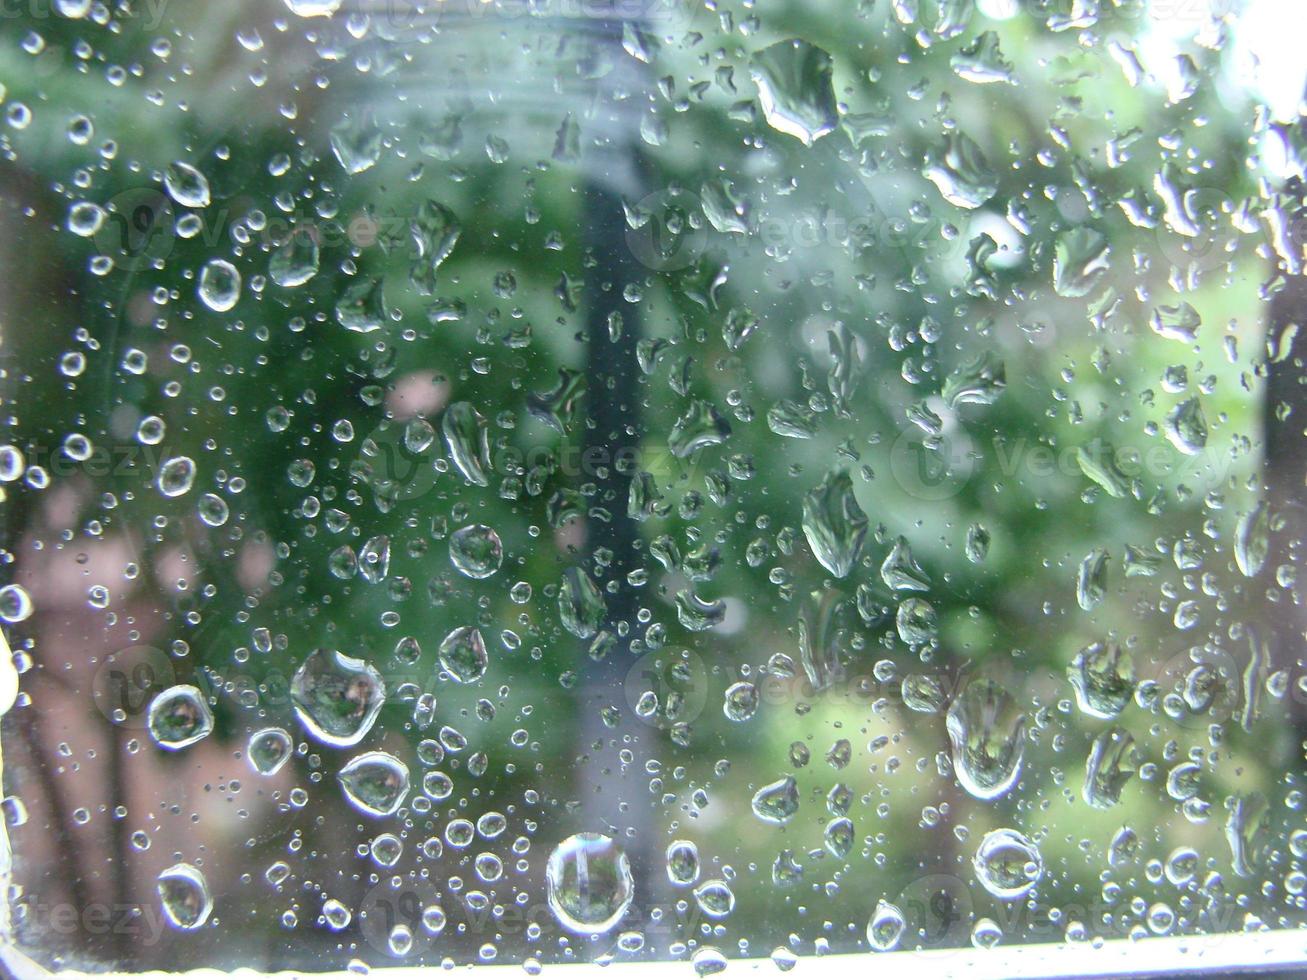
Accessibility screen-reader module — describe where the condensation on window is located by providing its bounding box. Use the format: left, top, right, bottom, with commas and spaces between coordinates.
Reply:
0, 0, 1305, 975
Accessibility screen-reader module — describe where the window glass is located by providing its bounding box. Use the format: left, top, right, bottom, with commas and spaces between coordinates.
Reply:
1, 0, 1305, 974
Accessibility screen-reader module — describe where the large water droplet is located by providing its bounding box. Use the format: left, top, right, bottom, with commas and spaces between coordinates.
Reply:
974, 829, 1043, 900
1083, 725, 1137, 809
438, 626, 489, 684
156, 455, 196, 497
290, 648, 386, 747
1067, 640, 1135, 719
668, 399, 731, 458
248, 727, 293, 776
946, 678, 1027, 801
923, 132, 997, 210
545, 833, 634, 934
338, 751, 410, 817
559, 567, 606, 639
749, 39, 838, 146
802, 469, 868, 579
442, 401, 491, 486
866, 899, 905, 952
157, 863, 213, 931
198, 259, 241, 312
666, 839, 700, 886
269, 229, 320, 288
751, 775, 800, 824
1165, 397, 1208, 455
148, 685, 213, 750
449, 524, 503, 579
163, 161, 210, 208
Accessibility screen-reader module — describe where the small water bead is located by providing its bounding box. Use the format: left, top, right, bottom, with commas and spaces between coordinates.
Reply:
974, 829, 1043, 900
445, 818, 476, 848
156, 456, 196, 497
338, 751, 410, 817
475, 852, 503, 882
449, 524, 503, 579
157, 864, 213, 931
545, 833, 634, 934
247, 727, 293, 776
147, 685, 213, 750
290, 648, 385, 747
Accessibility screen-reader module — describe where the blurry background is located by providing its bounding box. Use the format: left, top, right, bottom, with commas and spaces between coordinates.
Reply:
1, 0, 1306, 972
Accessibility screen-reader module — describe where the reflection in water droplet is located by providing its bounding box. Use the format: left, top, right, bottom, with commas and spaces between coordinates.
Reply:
866, 898, 905, 952
545, 833, 634, 934
751, 775, 800, 824
750, 39, 838, 146
974, 829, 1043, 900
449, 524, 503, 579
946, 678, 1026, 801
338, 750, 410, 817
248, 727, 293, 776
156, 456, 196, 497
147, 685, 213, 750
438, 626, 489, 684
290, 648, 386, 747
157, 863, 213, 931
198, 259, 241, 312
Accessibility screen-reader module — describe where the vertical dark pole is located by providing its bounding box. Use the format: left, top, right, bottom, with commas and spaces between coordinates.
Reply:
571, 14, 669, 956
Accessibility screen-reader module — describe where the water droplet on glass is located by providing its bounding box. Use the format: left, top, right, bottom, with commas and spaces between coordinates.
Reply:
751, 775, 800, 824
974, 829, 1043, 900
545, 833, 634, 934
449, 524, 503, 579
156, 455, 196, 497
163, 161, 210, 208
801, 469, 868, 579
438, 626, 489, 684
198, 259, 241, 312
157, 863, 213, 931
290, 648, 386, 747
147, 685, 213, 750
946, 678, 1026, 801
750, 39, 837, 146
338, 750, 410, 817
867, 899, 905, 952
248, 727, 293, 776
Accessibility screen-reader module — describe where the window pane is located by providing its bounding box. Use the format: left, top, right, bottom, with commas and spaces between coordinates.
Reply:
1, 0, 1305, 975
